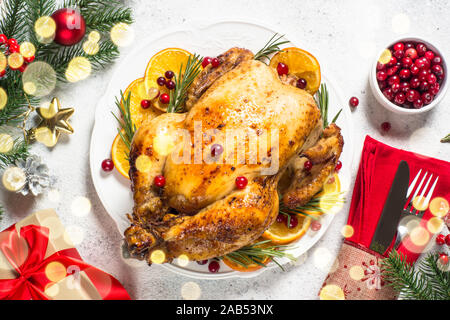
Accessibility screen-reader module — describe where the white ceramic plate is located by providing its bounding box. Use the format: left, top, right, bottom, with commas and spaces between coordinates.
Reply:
90, 20, 354, 279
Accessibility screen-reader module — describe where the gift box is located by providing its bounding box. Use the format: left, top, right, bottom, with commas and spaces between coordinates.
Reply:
0, 209, 130, 300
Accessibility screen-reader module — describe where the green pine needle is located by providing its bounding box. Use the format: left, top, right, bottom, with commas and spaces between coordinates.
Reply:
315, 84, 342, 128
167, 53, 203, 113
0, 138, 29, 169
254, 33, 290, 62
280, 192, 345, 220
112, 90, 135, 152
441, 133, 450, 143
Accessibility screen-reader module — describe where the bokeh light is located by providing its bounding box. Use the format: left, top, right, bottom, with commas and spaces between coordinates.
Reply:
2, 167, 26, 192
88, 31, 101, 43
65, 57, 92, 82
426, 217, 443, 234
177, 254, 190, 267
44, 283, 60, 297
150, 250, 166, 264
181, 281, 201, 300
110, 23, 134, 47
412, 195, 428, 212
0, 52, 6, 72
41, 215, 65, 240
20, 42, 36, 58
0, 133, 14, 153
82, 41, 99, 55
70, 196, 92, 217
22, 61, 57, 97
35, 127, 57, 147
7, 52, 24, 70
429, 197, 449, 218
349, 265, 364, 281
341, 225, 354, 238
135, 155, 152, 173
45, 261, 66, 282
0, 87, 6, 110
64, 225, 85, 246
35, 16, 56, 43
47, 188, 61, 203
409, 226, 429, 247
313, 247, 337, 272
319, 284, 345, 300
153, 130, 176, 156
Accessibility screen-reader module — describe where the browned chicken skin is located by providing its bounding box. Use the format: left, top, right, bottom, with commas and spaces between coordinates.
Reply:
125, 47, 344, 264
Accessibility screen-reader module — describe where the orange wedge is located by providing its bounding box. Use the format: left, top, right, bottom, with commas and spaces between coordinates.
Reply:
144, 48, 191, 111
122, 77, 162, 129
262, 214, 312, 245
269, 47, 321, 95
111, 132, 130, 179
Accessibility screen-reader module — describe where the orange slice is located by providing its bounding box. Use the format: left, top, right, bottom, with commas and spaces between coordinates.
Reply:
269, 47, 321, 94
262, 214, 312, 245
111, 132, 130, 179
301, 173, 342, 216
144, 48, 191, 111
122, 77, 162, 128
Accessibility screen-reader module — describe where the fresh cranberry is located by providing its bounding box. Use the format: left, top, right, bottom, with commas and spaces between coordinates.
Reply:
405, 48, 418, 59
386, 66, 399, 76
406, 89, 419, 102
410, 77, 421, 89
349, 97, 359, 107
0, 70, 5, 77
393, 42, 404, 52
394, 92, 406, 105
276, 214, 288, 224
422, 58, 431, 70
415, 58, 426, 69
197, 260, 208, 265
422, 92, 434, 104
166, 80, 175, 90
446, 234, 450, 246
165, 70, 174, 79
439, 253, 449, 266
304, 160, 313, 171
378, 80, 387, 90
431, 64, 444, 76
157, 77, 166, 86
211, 143, 223, 157
311, 220, 322, 231
399, 69, 410, 79
296, 78, 307, 89
393, 49, 404, 59
404, 42, 414, 49
432, 56, 442, 65
211, 58, 220, 68
141, 99, 151, 109
202, 57, 212, 68
101, 159, 114, 172
6, 38, 17, 47
235, 176, 248, 189
424, 51, 434, 61
420, 81, 429, 91
416, 43, 427, 56
8, 43, 20, 53
277, 62, 289, 75
24, 56, 35, 63
383, 88, 394, 101
19, 64, 27, 73
427, 73, 437, 84
159, 93, 170, 104
154, 175, 166, 187
288, 215, 298, 229
376, 62, 386, 71
335, 160, 342, 172
388, 75, 400, 86
387, 56, 397, 67
381, 122, 391, 132
429, 82, 440, 95
410, 64, 420, 75
376, 71, 387, 81
399, 81, 410, 93
401, 57, 413, 67
413, 98, 424, 109
0, 34, 6, 44
208, 260, 220, 273
391, 83, 400, 93
435, 234, 446, 245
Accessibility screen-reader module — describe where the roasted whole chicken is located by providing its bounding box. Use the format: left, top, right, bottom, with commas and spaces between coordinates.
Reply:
125, 48, 343, 264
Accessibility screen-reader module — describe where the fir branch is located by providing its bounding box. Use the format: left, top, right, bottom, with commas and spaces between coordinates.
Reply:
380, 250, 436, 300
441, 134, 450, 143
222, 240, 296, 271
23, 0, 57, 48
0, 0, 27, 41
167, 54, 203, 113
253, 33, 290, 62
0, 138, 29, 169
112, 90, 135, 151
419, 253, 450, 300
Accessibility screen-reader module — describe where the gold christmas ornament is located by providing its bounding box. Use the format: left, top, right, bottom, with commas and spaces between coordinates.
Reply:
0, 87, 7, 110
31, 97, 74, 147
2, 167, 26, 192
7, 52, 24, 70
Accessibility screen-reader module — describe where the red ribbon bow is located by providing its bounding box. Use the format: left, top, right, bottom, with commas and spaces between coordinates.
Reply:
0, 224, 130, 300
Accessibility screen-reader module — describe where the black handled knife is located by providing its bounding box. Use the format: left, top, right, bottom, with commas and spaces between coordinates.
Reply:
369, 160, 410, 255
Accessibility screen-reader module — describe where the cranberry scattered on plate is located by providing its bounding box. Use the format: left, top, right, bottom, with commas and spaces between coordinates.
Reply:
376, 41, 445, 109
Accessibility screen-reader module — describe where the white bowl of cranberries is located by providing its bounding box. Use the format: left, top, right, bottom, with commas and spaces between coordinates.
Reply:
370, 37, 447, 114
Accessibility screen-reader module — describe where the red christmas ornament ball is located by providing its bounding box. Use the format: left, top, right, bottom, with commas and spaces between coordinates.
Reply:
51, 8, 86, 46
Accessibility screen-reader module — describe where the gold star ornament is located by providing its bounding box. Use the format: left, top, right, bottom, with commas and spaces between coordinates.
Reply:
32, 97, 74, 147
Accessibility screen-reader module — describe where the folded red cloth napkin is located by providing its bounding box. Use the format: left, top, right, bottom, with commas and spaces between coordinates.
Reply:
320, 135, 450, 300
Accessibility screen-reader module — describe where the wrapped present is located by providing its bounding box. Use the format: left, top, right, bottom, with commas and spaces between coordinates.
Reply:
0, 209, 130, 300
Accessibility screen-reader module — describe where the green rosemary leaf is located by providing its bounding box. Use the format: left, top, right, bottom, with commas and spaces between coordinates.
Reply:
441, 133, 450, 143
254, 33, 290, 62
331, 108, 343, 124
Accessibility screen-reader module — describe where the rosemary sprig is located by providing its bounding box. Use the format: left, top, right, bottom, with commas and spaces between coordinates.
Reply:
441, 133, 450, 143
253, 33, 290, 62
112, 90, 136, 151
167, 53, 203, 113
315, 83, 342, 128
222, 240, 296, 271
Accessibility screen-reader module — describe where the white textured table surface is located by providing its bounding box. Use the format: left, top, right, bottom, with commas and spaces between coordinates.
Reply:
1, 0, 449, 300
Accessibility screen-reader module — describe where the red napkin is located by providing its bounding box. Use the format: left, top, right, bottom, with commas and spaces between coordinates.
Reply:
319, 136, 449, 299
347, 135, 450, 262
